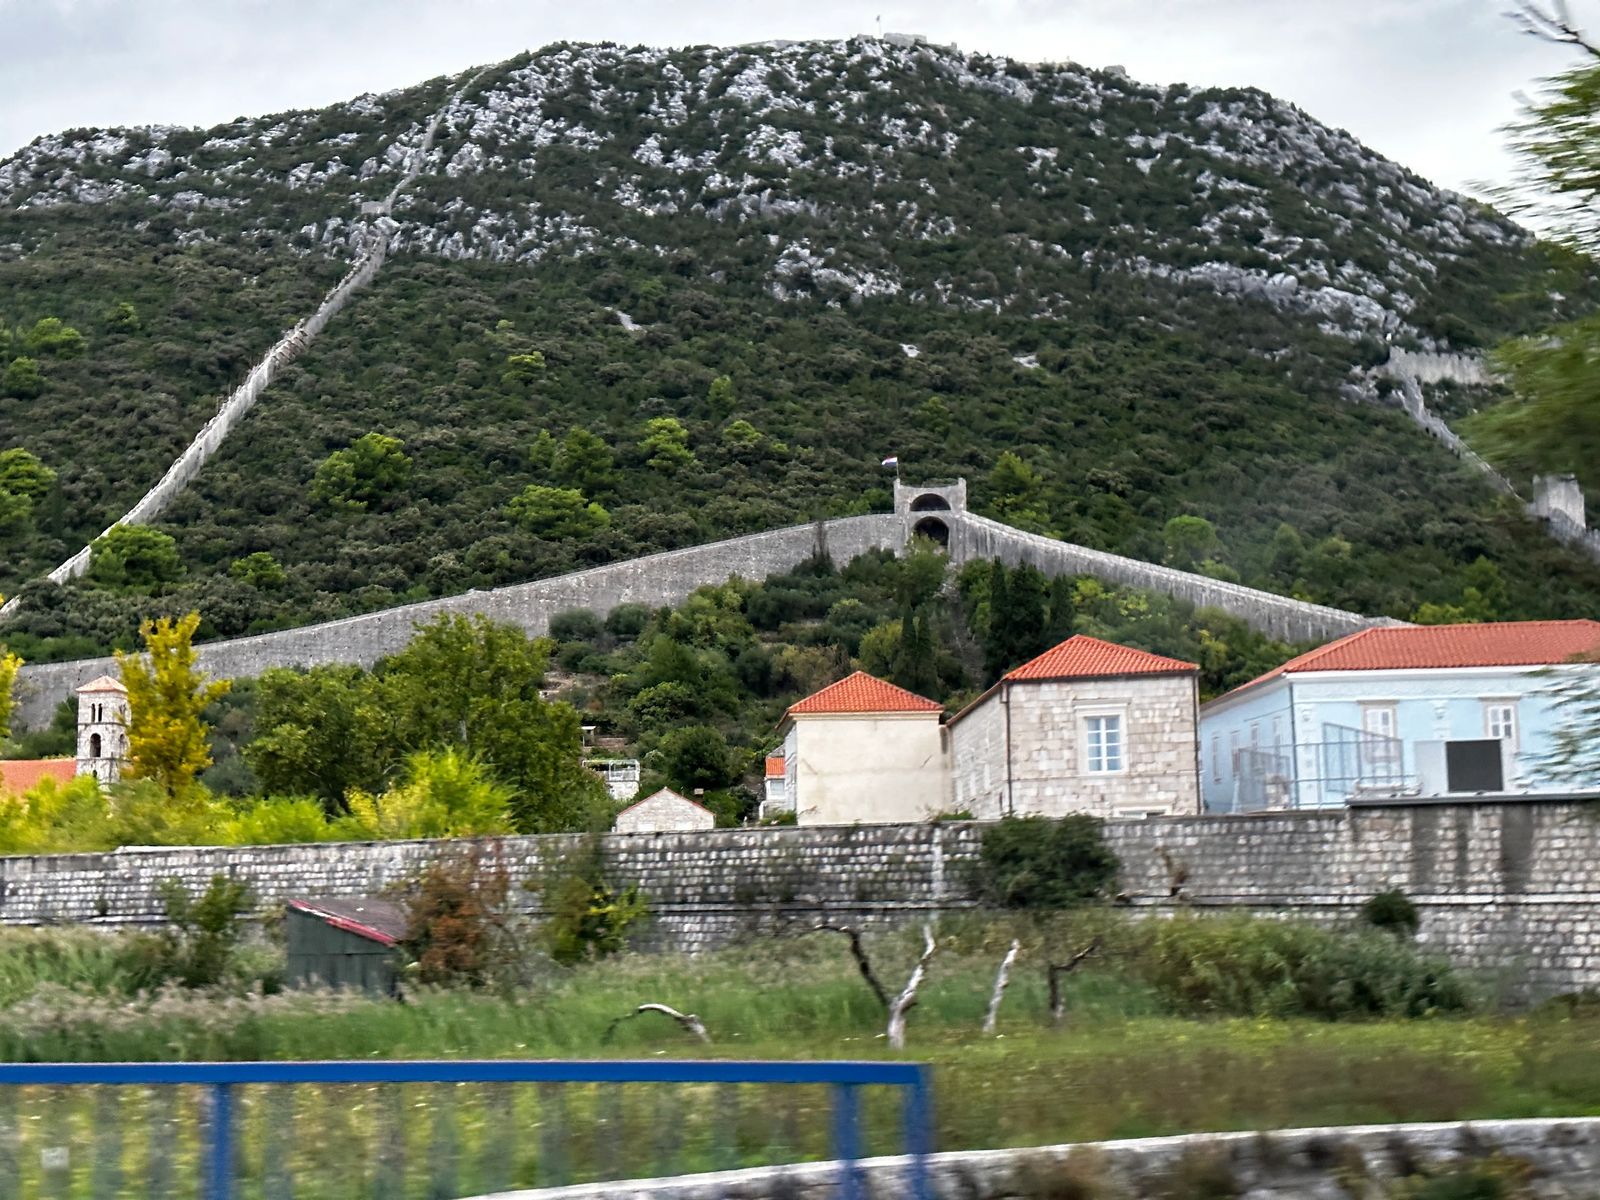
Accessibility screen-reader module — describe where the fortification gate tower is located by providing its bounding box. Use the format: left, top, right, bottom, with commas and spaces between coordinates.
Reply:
894, 478, 966, 551
76, 675, 129, 785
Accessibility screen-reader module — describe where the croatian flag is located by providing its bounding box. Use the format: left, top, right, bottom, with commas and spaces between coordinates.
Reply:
881, 455, 899, 469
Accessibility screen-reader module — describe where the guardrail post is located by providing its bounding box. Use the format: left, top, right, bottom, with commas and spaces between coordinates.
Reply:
904, 1066, 935, 1200
831, 1082, 863, 1200
206, 1083, 234, 1200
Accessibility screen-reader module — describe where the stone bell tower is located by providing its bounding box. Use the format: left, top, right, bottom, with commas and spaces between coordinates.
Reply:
76, 675, 129, 785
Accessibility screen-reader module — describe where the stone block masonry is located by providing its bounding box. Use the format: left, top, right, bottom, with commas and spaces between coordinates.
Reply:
2, 797, 1598, 1000
467, 1118, 1600, 1199
11, 514, 902, 729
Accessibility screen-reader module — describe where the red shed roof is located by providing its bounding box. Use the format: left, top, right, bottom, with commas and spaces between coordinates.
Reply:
1212, 620, 1600, 705
0, 759, 76, 796
286, 898, 408, 946
1005, 635, 1198, 681
787, 671, 942, 716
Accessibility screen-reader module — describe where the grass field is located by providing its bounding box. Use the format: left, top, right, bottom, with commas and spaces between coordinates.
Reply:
0, 917, 1594, 1196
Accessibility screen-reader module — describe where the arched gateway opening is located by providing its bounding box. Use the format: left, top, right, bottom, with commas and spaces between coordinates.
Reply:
912, 516, 950, 546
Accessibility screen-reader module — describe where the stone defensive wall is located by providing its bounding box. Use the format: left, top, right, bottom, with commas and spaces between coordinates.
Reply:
1, 797, 1594, 1000
10, 500, 1389, 729
948, 511, 1383, 644
11, 514, 902, 729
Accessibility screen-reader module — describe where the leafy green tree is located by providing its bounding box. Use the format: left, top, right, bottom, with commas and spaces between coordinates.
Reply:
985, 562, 1049, 680
106, 301, 141, 330
1536, 648, 1600, 787
653, 725, 737, 793
22, 317, 85, 358
640, 417, 694, 470
375, 615, 609, 832
890, 605, 939, 696
245, 665, 382, 807
1461, 15, 1600, 488
228, 551, 287, 589
1163, 515, 1221, 571
116, 612, 231, 795
1465, 313, 1600, 492
2, 357, 42, 399
310, 433, 412, 512
528, 428, 558, 473
89, 524, 184, 588
505, 484, 610, 539
988, 451, 1049, 529
554, 427, 617, 497
501, 350, 546, 387
0, 448, 54, 537
857, 620, 902, 676
339, 748, 515, 840
0, 644, 19, 748
707, 374, 736, 418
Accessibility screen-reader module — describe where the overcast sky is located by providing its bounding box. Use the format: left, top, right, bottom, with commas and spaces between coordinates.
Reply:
0, 0, 1589, 200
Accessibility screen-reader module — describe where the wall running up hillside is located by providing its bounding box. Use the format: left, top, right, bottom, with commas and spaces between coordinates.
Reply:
0, 797, 1593, 1001
0, 70, 485, 622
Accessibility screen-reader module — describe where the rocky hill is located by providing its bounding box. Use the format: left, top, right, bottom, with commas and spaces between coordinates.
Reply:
3, 37, 1599, 659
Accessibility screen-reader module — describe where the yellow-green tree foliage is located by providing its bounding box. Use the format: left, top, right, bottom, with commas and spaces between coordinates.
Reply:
116, 612, 230, 794
0, 590, 19, 746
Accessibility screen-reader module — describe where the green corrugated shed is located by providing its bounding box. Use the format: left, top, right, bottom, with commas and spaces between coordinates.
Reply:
285, 897, 406, 997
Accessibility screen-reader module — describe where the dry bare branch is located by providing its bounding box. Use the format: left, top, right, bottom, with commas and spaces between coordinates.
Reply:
887, 924, 937, 1050
817, 923, 891, 1009
602, 1003, 711, 1044
1047, 936, 1103, 1026
981, 939, 1022, 1036
1509, 1, 1600, 57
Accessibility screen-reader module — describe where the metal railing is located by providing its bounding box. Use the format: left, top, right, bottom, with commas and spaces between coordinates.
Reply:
0, 1059, 935, 1199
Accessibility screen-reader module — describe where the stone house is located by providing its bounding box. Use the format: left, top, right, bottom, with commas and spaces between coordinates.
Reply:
945, 635, 1202, 819
1200, 619, 1600, 811
613, 788, 716, 834
777, 672, 946, 825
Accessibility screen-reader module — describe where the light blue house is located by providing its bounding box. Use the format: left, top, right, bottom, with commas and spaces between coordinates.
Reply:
1200, 620, 1600, 811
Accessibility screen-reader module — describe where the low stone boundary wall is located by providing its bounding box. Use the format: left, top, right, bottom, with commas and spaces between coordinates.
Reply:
466, 1118, 1600, 1199
2, 799, 1598, 999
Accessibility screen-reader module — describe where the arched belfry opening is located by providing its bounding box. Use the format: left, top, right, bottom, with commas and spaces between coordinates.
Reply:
89, 733, 102, 759
913, 516, 950, 546
909, 493, 951, 513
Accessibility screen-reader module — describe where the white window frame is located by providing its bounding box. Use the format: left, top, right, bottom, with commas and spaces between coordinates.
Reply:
1361, 702, 1401, 774
1483, 701, 1519, 753
1081, 709, 1127, 775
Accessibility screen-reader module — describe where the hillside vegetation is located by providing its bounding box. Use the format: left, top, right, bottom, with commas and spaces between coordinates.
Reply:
2, 38, 1600, 661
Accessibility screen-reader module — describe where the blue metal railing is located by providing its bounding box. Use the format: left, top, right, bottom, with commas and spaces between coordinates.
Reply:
0, 1059, 935, 1199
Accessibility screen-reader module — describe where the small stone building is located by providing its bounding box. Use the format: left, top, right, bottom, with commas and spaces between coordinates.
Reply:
613, 787, 716, 833
945, 635, 1201, 819
778, 671, 946, 825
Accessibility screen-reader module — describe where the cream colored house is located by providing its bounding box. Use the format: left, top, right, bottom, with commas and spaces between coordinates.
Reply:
778, 672, 946, 825
613, 788, 716, 833
946, 635, 1201, 819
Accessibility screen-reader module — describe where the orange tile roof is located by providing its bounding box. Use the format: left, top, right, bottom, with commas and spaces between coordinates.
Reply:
764, 755, 786, 777
1004, 635, 1198, 681
787, 671, 943, 716
1281, 620, 1600, 672
0, 759, 76, 795
1215, 620, 1600, 703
